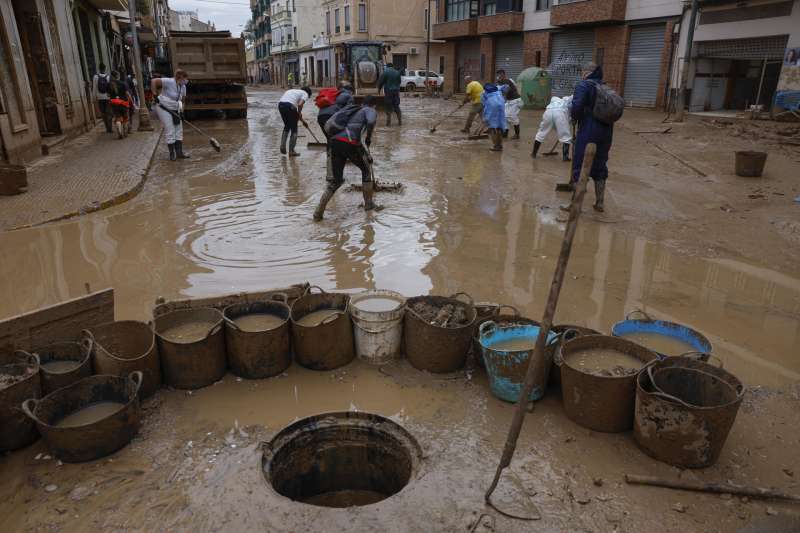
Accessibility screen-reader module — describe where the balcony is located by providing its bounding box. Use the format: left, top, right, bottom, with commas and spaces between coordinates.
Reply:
476, 11, 523, 34
432, 18, 478, 40
550, 0, 626, 26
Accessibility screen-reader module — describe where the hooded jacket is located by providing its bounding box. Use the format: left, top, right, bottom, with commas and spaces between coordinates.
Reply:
481, 83, 507, 130
570, 65, 613, 144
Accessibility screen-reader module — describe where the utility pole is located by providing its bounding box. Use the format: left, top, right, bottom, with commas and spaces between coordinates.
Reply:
675, 0, 698, 122
424, 0, 431, 95
128, 0, 153, 131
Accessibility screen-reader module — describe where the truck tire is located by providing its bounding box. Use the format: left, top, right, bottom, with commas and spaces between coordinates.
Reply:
405, 82, 416, 92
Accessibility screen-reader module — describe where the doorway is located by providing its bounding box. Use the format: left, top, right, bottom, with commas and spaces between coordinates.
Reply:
392, 53, 407, 73
11, 0, 60, 135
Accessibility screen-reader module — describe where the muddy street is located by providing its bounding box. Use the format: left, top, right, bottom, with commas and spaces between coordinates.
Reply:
1, 89, 799, 531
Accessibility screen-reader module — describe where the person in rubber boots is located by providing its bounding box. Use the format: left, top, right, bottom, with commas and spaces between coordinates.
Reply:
497, 70, 522, 140
152, 69, 190, 161
481, 83, 506, 152
317, 82, 354, 180
378, 63, 402, 126
460, 76, 484, 134
562, 63, 613, 212
532, 96, 573, 161
278, 86, 312, 156
313, 97, 379, 221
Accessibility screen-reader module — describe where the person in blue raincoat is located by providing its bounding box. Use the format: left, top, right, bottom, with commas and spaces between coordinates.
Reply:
562, 63, 613, 212
481, 83, 507, 152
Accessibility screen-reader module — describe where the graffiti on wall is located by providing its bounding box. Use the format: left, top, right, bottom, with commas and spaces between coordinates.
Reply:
548, 50, 588, 94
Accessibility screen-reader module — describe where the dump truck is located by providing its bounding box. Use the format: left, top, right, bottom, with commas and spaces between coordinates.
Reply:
342, 41, 385, 100
168, 31, 248, 118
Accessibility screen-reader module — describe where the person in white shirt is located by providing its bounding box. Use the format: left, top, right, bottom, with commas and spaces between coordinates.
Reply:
92, 63, 112, 133
151, 69, 189, 161
278, 86, 312, 156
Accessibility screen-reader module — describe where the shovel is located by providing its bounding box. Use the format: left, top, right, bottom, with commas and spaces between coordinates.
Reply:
541, 139, 559, 156
159, 105, 221, 152
429, 102, 466, 133
303, 122, 327, 149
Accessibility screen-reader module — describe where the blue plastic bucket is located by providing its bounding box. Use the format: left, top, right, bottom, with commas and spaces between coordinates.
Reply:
611, 310, 712, 359
479, 321, 557, 403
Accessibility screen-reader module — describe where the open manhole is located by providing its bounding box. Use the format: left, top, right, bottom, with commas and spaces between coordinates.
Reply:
262, 411, 422, 508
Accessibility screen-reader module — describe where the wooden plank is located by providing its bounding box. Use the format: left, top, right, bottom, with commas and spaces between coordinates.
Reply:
0, 289, 114, 351
152, 283, 310, 319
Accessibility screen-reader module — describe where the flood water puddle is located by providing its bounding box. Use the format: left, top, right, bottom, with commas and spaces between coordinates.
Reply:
0, 90, 797, 388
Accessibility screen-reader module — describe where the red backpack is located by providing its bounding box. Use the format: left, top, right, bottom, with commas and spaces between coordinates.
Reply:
315, 87, 339, 108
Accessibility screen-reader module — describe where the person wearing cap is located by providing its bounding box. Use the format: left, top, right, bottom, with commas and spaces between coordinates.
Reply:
278, 86, 312, 156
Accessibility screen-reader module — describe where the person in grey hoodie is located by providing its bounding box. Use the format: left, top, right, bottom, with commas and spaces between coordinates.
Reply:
317, 82, 354, 180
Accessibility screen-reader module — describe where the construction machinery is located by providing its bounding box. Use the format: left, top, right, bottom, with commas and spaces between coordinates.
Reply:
342, 41, 385, 102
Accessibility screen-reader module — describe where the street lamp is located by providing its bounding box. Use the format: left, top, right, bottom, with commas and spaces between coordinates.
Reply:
127, 0, 153, 131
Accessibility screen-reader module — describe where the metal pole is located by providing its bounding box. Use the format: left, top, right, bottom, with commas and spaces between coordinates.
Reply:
675, 0, 698, 122
128, 0, 153, 131
425, 0, 431, 95
755, 57, 767, 109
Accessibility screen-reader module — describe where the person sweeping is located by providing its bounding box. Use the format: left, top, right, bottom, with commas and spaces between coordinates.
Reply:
460, 76, 484, 134
151, 69, 190, 161
497, 70, 522, 140
278, 86, 312, 156
481, 83, 506, 152
532, 95, 573, 161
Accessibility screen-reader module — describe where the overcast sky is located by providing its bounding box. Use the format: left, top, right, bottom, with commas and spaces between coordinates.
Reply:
168, 0, 252, 34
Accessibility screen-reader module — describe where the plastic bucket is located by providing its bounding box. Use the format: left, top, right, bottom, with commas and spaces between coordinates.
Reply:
350, 290, 406, 365
634, 356, 743, 468
611, 310, 712, 359
404, 293, 476, 373
35, 340, 94, 396
84, 321, 161, 399
549, 324, 602, 387
0, 351, 41, 452
223, 295, 292, 379
22, 371, 143, 463
290, 286, 354, 371
479, 321, 557, 403
735, 150, 767, 177
154, 308, 226, 389
559, 335, 658, 433
471, 305, 539, 368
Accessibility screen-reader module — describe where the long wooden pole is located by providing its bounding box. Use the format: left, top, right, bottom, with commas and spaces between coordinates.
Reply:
625, 474, 800, 502
485, 143, 597, 503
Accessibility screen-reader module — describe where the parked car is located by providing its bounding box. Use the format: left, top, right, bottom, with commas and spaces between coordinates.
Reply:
401, 70, 444, 92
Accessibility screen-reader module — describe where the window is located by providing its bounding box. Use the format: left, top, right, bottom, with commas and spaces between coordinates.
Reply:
535, 0, 550, 11
344, 5, 350, 31
335, 8, 340, 32
445, 0, 478, 21
326, 11, 331, 34
483, 0, 496, 15
292, 0, 295, 11
293, 26, 297, 42
424, 8, 428, 29
535, 50, 541, 67
358, 3, 367, 31
439, 55, 444, 74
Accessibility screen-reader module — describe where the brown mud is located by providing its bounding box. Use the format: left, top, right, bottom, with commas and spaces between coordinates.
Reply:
159, 321, 217, 343
231, 313, 285, 332
0, 90, 799, 531
0, 365, 34, 389
411, 301, 470, 327
54, 401, 126, 428
620, 332, 696, 357
565, 349, 644, 377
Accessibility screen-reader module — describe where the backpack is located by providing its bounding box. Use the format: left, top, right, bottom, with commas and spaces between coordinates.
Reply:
315, 87, 339, 109
97, 74, 110, 94
589, 80, 624, 125
324, 103, 360, 137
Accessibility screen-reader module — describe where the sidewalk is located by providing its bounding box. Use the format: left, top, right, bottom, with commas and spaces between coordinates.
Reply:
0, 121, 162, 231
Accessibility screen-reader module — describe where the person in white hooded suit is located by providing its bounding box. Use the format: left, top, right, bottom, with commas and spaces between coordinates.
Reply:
532, 95, 573, 161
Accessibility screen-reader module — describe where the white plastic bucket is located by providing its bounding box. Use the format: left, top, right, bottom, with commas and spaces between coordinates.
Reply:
350, 290, 406, 365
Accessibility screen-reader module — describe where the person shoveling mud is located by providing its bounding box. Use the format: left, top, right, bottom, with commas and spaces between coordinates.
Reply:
411, 301, 470, 328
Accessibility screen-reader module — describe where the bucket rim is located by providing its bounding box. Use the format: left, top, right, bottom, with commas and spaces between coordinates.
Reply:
404, 294, 477, 330
479, 322, 558, 352
641, 361, 744, 410
610, 317, 712, 356
350, 289, 406, 319
223, 300, 291, 333
561, 334, 658, 380
83, 320, 155, 363
153, 307, 224, 344
35, 340, 93, 374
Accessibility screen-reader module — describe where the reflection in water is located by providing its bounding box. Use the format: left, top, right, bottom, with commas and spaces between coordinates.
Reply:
0, 90, 797, 387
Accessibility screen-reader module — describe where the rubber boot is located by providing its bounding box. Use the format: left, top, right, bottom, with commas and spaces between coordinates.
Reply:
325, 147, 333, 181
562, 143, 571, 162
280, 130, 288, 154
512, 125, 520, 140
490, 130, 503, 152
362, 182, 382, 212
396, 110, 402, 126
386, 112, 392, 127
502, 129, 509, 138
168, 143, 177, 161
313, 186, 337, 221
531, 140, 541, 158
593, 179, 606, 213
288, 132, 299, 156
175, 140, 190, 159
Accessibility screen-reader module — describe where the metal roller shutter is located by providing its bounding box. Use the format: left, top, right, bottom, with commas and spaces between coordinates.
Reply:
549, 30, 595, 96
696, 35, 788, 60
495, 35, 524, 81
624, 24, 666, 107
457, 40, 481, 91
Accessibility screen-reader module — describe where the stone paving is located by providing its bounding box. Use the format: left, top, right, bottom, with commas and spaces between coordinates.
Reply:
0, 120, 161, 231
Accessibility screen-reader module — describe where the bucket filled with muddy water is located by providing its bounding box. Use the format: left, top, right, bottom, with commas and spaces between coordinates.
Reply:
84, 321, 161, 398
0, 351, 41, 452
472, 305, 539, 368
22, 371, 143, 463
291, 286, 354, 371
35, 340, 94, 395
549, 325, 602, 387
612, 311, 712, 359
154, 308, 226, 389
350, 290, 406, 365
634, 357, 743, 468
560, 335, 657, 432
479, 321, 557, 403
223, 295, 292, 379
404, 293, 476, 373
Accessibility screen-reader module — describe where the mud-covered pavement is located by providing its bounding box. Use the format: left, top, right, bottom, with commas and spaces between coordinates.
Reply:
1, 88, 799, 532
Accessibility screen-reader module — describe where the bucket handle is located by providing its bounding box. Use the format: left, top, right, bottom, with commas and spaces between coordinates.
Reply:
304, 285, 326, 296
647, 365, 742, 408
553, 328, 582, 366
271, 292, 289, 304
206, 322, 223, 339
80, 337, 94, 356
450, 292, 474, 305
352, 316, 400, 335
495, 304, 520, 317
679, 351, 724, 368
625, 308, 653, 321
21, 398, 42, 424
25, 352, 40, 368
223, 316, 242, 332
320, 312, 341, 325
479, 320, 498, 339
128, 371, 144, 398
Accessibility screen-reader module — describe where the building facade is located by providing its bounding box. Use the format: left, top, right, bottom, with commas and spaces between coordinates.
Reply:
269, 0, 325, 86
250, 0, 272, 83
169, 9, 216, 32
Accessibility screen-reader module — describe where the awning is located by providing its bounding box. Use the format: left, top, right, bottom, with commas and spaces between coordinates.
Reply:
696, 35, 789, 60
86, 0, 128, 10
